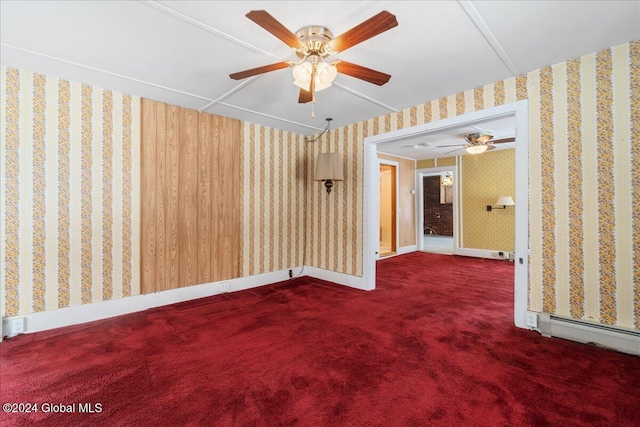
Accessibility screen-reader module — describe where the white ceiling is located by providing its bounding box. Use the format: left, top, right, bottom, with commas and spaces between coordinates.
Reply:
2, 1, 639, 153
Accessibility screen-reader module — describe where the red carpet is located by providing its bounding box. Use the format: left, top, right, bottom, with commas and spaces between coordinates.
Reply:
1, 252, 639, 426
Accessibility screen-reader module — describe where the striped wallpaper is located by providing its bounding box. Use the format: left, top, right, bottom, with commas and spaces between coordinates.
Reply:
310, 41, 638, 330
1, 40, 637, 333
306, 126, 364, 276
0, 66, 141, 317
240, 123, 307, 277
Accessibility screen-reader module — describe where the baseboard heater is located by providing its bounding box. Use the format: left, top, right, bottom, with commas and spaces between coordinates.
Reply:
547, 315, 640, 356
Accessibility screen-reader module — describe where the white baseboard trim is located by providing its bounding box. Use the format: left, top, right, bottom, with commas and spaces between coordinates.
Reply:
304, 266, 370, 291
539, 314, 640, 356
398, 245, 417, 255
1, 267, 302, 337
455, 247, 512, 260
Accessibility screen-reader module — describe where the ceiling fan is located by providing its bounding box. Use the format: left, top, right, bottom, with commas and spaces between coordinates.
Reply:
229, 10, 398, 106
440, 131, 515, 155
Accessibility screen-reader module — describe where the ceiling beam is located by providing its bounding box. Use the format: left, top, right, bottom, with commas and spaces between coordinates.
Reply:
140, 0, 280, 60
457, 1, 520, 77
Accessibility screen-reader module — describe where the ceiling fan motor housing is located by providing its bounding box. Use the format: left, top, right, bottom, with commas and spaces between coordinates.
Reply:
295, 26, 334, 58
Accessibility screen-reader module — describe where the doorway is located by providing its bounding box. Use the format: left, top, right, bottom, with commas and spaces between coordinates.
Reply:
419, 169, 455, 255
379, 161, 398, 257
363, 100, 529, 328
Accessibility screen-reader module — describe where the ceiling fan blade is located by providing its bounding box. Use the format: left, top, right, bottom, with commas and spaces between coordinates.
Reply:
436, 144, 467, 148
335, 61, 391, 86
298, 89, 313, 104
229, 61, 291, 80
443, 147, 466, 156
491, 137, 516, 144
329, 11, 398, 53
246, 10, 304, 49
485, 145, 496, 151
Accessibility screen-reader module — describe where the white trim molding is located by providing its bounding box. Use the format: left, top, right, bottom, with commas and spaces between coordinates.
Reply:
2, 267, 301, 337
533, 313, 640, 356
0, 265, 371, 338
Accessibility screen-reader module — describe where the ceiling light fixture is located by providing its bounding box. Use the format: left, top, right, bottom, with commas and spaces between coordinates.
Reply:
464, 131, 493, 154
289, 27, 339, 116
465, 144, 489, 154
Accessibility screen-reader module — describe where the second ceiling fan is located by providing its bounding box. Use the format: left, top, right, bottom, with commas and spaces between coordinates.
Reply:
229, 10, 398, 104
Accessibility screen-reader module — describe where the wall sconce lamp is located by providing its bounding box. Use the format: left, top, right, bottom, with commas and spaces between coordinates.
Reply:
487, 196, 515, 211
309, 118, 343, 194
315, 152, 343, 193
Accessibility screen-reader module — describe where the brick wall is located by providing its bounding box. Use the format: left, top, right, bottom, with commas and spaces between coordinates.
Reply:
423, 176, 453, 236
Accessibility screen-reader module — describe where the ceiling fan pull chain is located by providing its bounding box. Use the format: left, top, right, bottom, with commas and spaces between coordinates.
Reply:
311, 102, 315, 118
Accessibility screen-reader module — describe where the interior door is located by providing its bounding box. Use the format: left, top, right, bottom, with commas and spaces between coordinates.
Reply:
379, 163, 397, 256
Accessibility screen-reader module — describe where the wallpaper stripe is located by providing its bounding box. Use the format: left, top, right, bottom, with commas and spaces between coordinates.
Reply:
44, 77, 58, 310
474, 86, 484, 111
540, 66, 556, 313
456, 92, 465, 116
612, 44, 633, 328
1, 67, 139, 316
91, 89, 104, 303
567, 58, 585, 319
596, 48, 617, 325
102, 90, 113, 301
267, 128, 274, 273
32, 73, 47, 312
80, 84, 92, 304
19, 72, 34, 314
483, 83, 495, 109
341, 127, 348, 273
0, 68, 5, 316
581, 53, 600, 321
69, 82, 82, 307
504, 77, 516, 104
112, 92, 123, 300
57, 79, 71, 308
553, 62, 570, 317
4, 68, 20, 316
494, 80, 505, 106
632, 41, 640, 330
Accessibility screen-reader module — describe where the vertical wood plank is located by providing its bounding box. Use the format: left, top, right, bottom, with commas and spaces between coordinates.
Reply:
140, 99, 156, 293
227, 117, 241, 279
155, 102, 166, 291
166, 104, 180, 290
198, 112, 212, 284
179, 107, 198, 287
211, 116, 221, 282
141, 99, 240, 291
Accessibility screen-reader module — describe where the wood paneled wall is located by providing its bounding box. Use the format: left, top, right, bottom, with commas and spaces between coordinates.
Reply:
378, 153, 417, 248
141, 99, 240, 293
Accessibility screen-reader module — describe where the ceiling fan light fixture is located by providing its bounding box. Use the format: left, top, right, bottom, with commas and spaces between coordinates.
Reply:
477, 134, 493, 144
292, 62, 312, 84
464, 131, 494, 144
292, 61, 336, 92
317, 62, 338, 85
466, 144, 489, 154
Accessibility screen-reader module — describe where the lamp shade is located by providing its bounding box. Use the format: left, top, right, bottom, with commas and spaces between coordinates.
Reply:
466, 144, 488, 154
496, 196, 515, 206
314, 153, 343, 181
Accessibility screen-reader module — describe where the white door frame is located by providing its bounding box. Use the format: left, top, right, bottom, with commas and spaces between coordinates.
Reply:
378, 159, 400, 259
416, 167, 458, 254
363, 100, 529, 328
